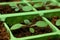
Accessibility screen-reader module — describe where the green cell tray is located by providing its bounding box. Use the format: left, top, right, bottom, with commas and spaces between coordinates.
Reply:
2, 12, 60, 40
0, 0, 60, 40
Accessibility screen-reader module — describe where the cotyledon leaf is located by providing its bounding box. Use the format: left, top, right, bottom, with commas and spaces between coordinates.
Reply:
35, 21, 48, 27
24, 19, 31, 25
34, 3, 43, 8
15, 7, 20, 11
29, 28, 35, 33
10, 23, 25, 30
22, 6, 33, 11
56, 19, 60, 26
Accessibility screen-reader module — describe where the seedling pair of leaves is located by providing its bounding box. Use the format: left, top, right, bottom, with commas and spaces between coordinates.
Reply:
33, 0, 51, 8
33, 0, 58, 9
10, 19, 48, 33
10, 4, 33, 12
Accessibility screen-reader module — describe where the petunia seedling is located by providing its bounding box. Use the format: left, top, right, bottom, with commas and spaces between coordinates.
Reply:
22, 6, 33, 11
33, 0, 49, 8
46, 1, 58, 6
34, 21, 48, 27
34, 3, 43, 8
15, 7, 20, 11
29, 28, 35, 33
11, 6, 16, 9
24, 19, 31, 25
10, 23, 25, 30
56, 19, 60, 26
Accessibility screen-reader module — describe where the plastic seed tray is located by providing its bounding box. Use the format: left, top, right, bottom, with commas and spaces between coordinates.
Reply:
0, 0, 60, 40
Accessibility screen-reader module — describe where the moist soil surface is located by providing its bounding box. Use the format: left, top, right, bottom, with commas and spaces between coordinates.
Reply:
49, 16, 60, 29
11, 16, 52, 38
0, 21, 10, 40
0, 0, 20, 2
0, 4, 32, 14
36, 6, 60, 10
48, 37, 60, 40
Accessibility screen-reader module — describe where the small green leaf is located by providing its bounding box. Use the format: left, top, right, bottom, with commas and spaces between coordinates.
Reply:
29, 28, 35, 33
15, 7, 19, 11
22, 6, 33, 11
45, 6, 50, 10
10, 23, 24, 30
34, 3, 43, 8
56, 19, 60, 26
35, 21, 48, 27
11, 6, 16, 9
47, 1, 58, 6
24, 19, 31, 25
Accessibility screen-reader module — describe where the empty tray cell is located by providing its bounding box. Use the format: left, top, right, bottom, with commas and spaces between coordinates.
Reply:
0, 21, 10, 40
0, 3, 34, 14
5, 14, 53, 38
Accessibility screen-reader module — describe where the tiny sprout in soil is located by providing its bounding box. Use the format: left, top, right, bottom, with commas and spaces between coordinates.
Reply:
10, 16, 52, 38
0, 4, 33, 14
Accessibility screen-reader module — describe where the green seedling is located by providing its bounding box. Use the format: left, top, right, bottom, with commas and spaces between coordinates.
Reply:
33, 0, 49, 8
15, 4, 23, 11
11, 6, 16, 9
29, 28, 35, 33
22, 6, 33, 11
24, 19, 31, 25
15, 7, 20, 11
47, 2, 58, 6
46, 0, 59, 7
56, 19, 60, 26
34, 3, 43, 8
29, 21, 48, 33
10, 4, 20, 11
18, 4, 32, 11
10, 23, 25, 30
9, 4, 17, 7
32, 21, 48, 27
45, 6, 50, 10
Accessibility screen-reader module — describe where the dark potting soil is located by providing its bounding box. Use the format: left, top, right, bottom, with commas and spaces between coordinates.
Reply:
0, 0, 20, 2
36, 6, 60, 10
11, 16, 52, 38
49, 16, 60, 29
0, 4, 32, 14
31, 1, 60, 10
48, 37, 60, 40
0, 21, 10, 40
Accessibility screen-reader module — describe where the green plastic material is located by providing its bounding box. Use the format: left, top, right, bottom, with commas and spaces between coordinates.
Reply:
4, 14, 60, 40
29, 28, 35, 33
0, 0, 60, 40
